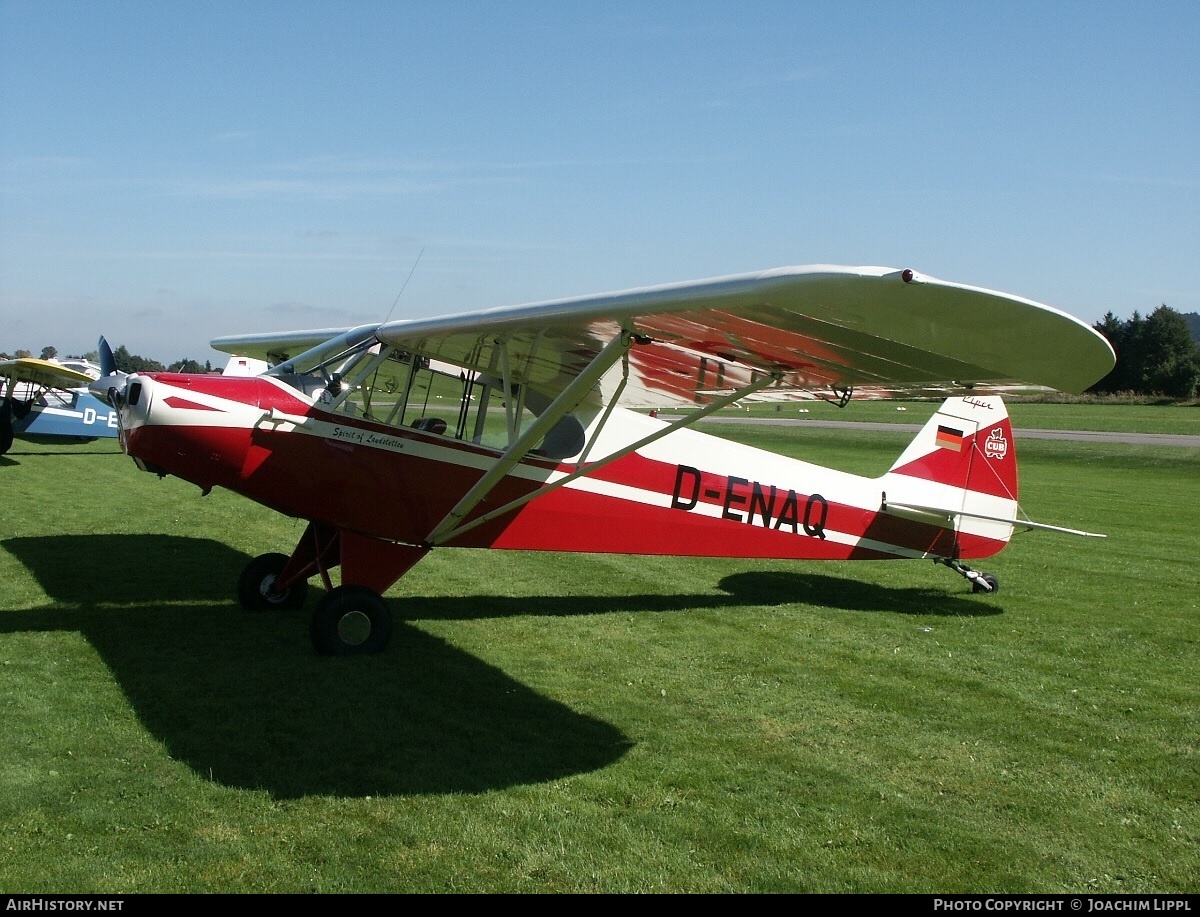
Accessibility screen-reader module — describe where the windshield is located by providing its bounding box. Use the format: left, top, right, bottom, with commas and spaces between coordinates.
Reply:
266, 329, 586, 460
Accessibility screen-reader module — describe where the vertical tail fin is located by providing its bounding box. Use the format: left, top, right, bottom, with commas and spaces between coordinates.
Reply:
882, 396, 1019, 558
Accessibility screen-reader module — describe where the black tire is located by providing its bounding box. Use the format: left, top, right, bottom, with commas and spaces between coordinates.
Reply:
310, 586, 392, 656
972, 573, 999, 595
237, 552, 309, 611
0, 402, 12, 455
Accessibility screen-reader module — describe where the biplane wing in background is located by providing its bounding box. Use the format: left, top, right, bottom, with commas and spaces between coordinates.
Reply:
1, 357, 118, 455
90, 265, 1116, 655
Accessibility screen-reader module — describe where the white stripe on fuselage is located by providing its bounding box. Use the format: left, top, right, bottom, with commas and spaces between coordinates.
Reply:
144, 378, 1006, 556
36, 406, 84, 419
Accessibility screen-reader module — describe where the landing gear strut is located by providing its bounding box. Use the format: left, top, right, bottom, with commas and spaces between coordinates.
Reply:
237, 522, 428, 655
937, 557, 999, 594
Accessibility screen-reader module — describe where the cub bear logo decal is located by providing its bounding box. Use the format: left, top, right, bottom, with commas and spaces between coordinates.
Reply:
985, 427, 1009, 460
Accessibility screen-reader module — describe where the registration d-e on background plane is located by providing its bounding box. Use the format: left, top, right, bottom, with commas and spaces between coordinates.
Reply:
89, 265, 1116, 655
1, 356, 119, 455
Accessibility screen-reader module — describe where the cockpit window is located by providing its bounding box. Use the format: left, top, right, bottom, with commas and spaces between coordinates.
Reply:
267, 333, 585, 460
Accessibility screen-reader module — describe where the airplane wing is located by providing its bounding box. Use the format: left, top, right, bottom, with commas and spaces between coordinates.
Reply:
0, 357, 96, 391
209, 327, 364, 366
211, 265, 1116, 407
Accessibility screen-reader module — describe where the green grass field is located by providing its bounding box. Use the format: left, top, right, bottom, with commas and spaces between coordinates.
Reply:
1, 407, 1197, 893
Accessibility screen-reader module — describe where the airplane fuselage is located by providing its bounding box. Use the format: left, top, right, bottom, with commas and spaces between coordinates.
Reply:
15, 390, 120, 441
114, 371, 1016, 564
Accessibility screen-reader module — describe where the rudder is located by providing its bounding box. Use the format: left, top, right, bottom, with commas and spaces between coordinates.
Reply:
883, 396, 1019, 558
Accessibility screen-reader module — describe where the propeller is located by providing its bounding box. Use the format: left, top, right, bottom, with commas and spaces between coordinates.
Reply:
98, 336, 117, 377
89, 336, 129, 409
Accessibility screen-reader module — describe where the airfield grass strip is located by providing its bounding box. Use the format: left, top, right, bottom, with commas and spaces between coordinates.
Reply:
1, 408, 1197, 892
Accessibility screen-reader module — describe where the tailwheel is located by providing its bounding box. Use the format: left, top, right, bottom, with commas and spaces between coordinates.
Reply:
971, 573, 999, 595
237, 552, 309, 611
937, 558, 999, 595
310, 585, 393, 656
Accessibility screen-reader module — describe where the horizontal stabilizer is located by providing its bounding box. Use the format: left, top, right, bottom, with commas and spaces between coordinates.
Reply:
883, 500, 1105, 538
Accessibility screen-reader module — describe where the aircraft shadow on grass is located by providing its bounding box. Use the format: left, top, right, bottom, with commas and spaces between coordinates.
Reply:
395, 569, 1002, 622
2, 534, 999, 800
3, 446, 119, 458
2, 448, 118, 468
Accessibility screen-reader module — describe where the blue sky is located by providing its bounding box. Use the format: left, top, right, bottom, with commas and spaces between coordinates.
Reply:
2, 1, 1197, 364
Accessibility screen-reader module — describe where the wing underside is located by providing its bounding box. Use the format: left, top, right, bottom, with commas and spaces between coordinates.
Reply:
211, 265, 1116, 408
1, 358, 96, 390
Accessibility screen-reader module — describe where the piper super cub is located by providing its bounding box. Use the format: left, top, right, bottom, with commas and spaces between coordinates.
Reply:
90, 265, 1116, 655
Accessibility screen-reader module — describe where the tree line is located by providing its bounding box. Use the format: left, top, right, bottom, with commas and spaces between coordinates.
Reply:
0, 344, 211, 375
1090, 306, 1200, 399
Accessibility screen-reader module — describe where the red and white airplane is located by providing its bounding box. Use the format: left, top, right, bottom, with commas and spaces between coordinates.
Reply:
91, 265, 1115, 655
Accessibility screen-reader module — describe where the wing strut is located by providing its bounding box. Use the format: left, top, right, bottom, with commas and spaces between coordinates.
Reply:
424, 331, 635, 546
428, 367, 782, 547
577, 346, 631, 466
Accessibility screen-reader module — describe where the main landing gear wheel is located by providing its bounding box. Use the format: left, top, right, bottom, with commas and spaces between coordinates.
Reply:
310, 585, 393, 656
0, 402, 13, 455
237, 552, 309, 611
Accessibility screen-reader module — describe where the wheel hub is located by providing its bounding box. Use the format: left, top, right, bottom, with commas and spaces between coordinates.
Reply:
337, 610, 373, 647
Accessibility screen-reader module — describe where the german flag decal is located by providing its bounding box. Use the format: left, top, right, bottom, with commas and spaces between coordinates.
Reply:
935, 424, 965, 451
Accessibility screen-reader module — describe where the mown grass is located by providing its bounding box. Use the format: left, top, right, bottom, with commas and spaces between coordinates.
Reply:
1, 408, 1197, 893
